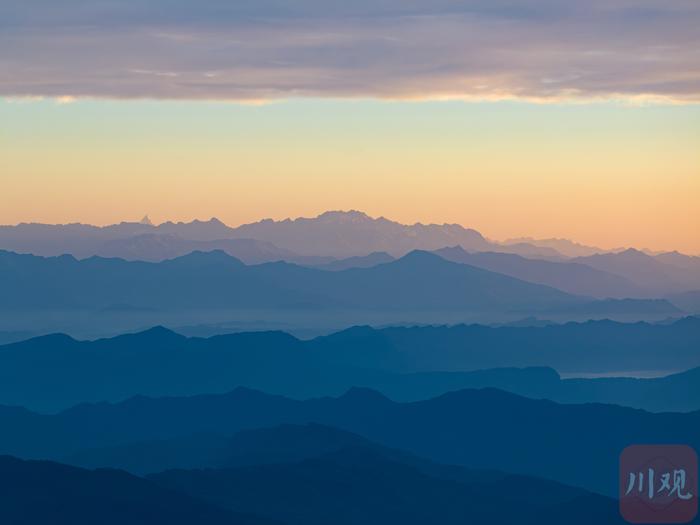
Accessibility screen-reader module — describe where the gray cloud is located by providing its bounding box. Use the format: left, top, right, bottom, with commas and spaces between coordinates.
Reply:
1, 0, 699, 102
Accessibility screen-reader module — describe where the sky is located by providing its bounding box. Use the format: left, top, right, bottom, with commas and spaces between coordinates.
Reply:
1, 1, 699, 253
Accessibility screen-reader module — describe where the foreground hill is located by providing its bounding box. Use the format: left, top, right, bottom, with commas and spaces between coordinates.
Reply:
1, 387, 698, 496
66, 423, 387, 474
148, 433, 622, 525
0, 455, 265, 525
0, 425, 624, 525
0, 318, 698, 412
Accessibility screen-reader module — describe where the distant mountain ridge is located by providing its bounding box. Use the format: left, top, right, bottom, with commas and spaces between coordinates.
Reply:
0, 211, 568, 260
503, 237, 606, 257
3, 211, 698, 298
434, 246, 645, 298
4, 211, 697, 261
97, 234, 333, 265
230, 210, 494, 257
311, 251, 395, 271
0, 222, 317, 265
2, 247, 684, 318
574, 248, 700, 294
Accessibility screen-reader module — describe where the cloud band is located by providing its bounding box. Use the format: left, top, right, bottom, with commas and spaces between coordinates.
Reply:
1, 1, 699, 103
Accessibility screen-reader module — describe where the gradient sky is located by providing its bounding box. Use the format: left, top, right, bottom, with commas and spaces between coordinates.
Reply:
1, 1, 699, 253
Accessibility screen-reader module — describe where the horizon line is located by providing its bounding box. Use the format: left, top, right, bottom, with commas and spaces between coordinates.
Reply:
1, 209, 696, 257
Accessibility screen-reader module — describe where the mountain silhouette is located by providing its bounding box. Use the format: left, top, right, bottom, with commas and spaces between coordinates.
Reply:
0, 455, 270, 525
311, 251, 395, 271
1, 212, 563, 260
0, 426, 625, 525
309, 317, 699, 375
372, 365, 700, 412
146, 428, 623, 525
434, 245, 644, 298
3, 214, 698, 300
1, 318, 698, 412
97, 234, 315, 264
66, 423, 399, 474
503, 237, 605, 257
0, 219, 303, 262
667, 290, 700, 313
656, 251, 700, 279
574, 248, 700, 294
0, 249, 308, 310
262, 249, 580, 311
0, 248, 600, 314
1, 387, 698, 496
148, 218, 233, 240
229, 210, 493, 257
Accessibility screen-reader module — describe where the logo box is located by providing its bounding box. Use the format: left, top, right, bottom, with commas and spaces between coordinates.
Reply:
620, 445, 698, 524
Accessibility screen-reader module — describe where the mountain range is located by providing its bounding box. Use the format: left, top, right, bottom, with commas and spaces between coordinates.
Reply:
0, 249, 582, 312
1, 318, 698, 412
434, 246, 645, 298
146, 425, 623, 525
573, 248, 700, 295
98, 234, 334, 266
371, 365, 700, 412
0, 455, 272, 525
1, 387, 698, 497
230, 210, 499, 257
503, 236, 607, 257
0, 423, 625, 525
0, 212, 544, 260
2, 212, 698, 302
1, 248, 687, 323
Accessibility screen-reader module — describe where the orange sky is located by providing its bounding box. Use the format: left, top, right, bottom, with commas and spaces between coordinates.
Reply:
2, 99, 699, 253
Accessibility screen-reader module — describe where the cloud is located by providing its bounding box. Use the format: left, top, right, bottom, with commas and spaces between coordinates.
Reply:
1, 0, 699, 103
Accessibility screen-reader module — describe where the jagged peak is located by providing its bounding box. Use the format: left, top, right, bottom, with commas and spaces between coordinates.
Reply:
158, 217, 228, 227
316, 210, 373, 222
615, 247, 649, 257
192, 217, 226, 225
109, 325, 185, 344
